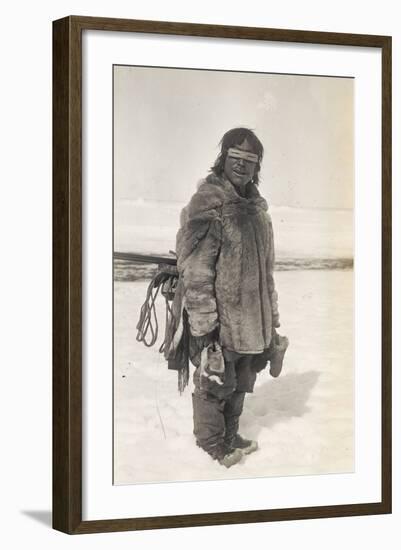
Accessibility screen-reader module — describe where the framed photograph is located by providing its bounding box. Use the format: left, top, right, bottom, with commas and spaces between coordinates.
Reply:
53, 16, 392, 534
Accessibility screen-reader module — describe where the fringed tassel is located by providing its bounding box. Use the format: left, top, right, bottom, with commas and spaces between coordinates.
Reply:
176, 310, 191, 394
178, 364, 190, 394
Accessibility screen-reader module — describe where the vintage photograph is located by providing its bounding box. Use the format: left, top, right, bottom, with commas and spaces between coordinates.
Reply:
113, 64, 354, 485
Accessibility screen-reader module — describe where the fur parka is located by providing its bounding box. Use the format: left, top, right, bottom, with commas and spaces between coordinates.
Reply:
166, 173, 279, 361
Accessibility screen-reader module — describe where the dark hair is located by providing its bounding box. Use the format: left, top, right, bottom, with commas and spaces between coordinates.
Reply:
211, 127, 264, 185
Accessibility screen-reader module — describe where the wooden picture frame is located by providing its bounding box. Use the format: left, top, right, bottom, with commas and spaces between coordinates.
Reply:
53, 15, 392, 534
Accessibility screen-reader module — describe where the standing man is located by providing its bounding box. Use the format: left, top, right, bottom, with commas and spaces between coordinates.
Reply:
165, 127, 282, 468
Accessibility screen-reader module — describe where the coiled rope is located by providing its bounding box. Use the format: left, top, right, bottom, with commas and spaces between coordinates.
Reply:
136, 266, 178, 353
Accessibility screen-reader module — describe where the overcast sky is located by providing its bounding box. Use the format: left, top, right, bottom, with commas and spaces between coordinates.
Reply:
114, 65, 354, 209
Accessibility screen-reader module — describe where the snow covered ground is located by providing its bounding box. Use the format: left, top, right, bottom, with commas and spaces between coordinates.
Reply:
113, 269, 354, 485
114, 198, 353, 260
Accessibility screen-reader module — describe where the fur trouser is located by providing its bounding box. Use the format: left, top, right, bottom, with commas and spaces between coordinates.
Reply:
192, 355, 258, 456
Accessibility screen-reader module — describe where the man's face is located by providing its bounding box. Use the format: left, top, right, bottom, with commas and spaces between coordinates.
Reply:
223, 138, 258, 188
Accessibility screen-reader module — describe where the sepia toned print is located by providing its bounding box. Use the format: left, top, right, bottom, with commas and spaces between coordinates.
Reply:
113, 64, 354, 485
